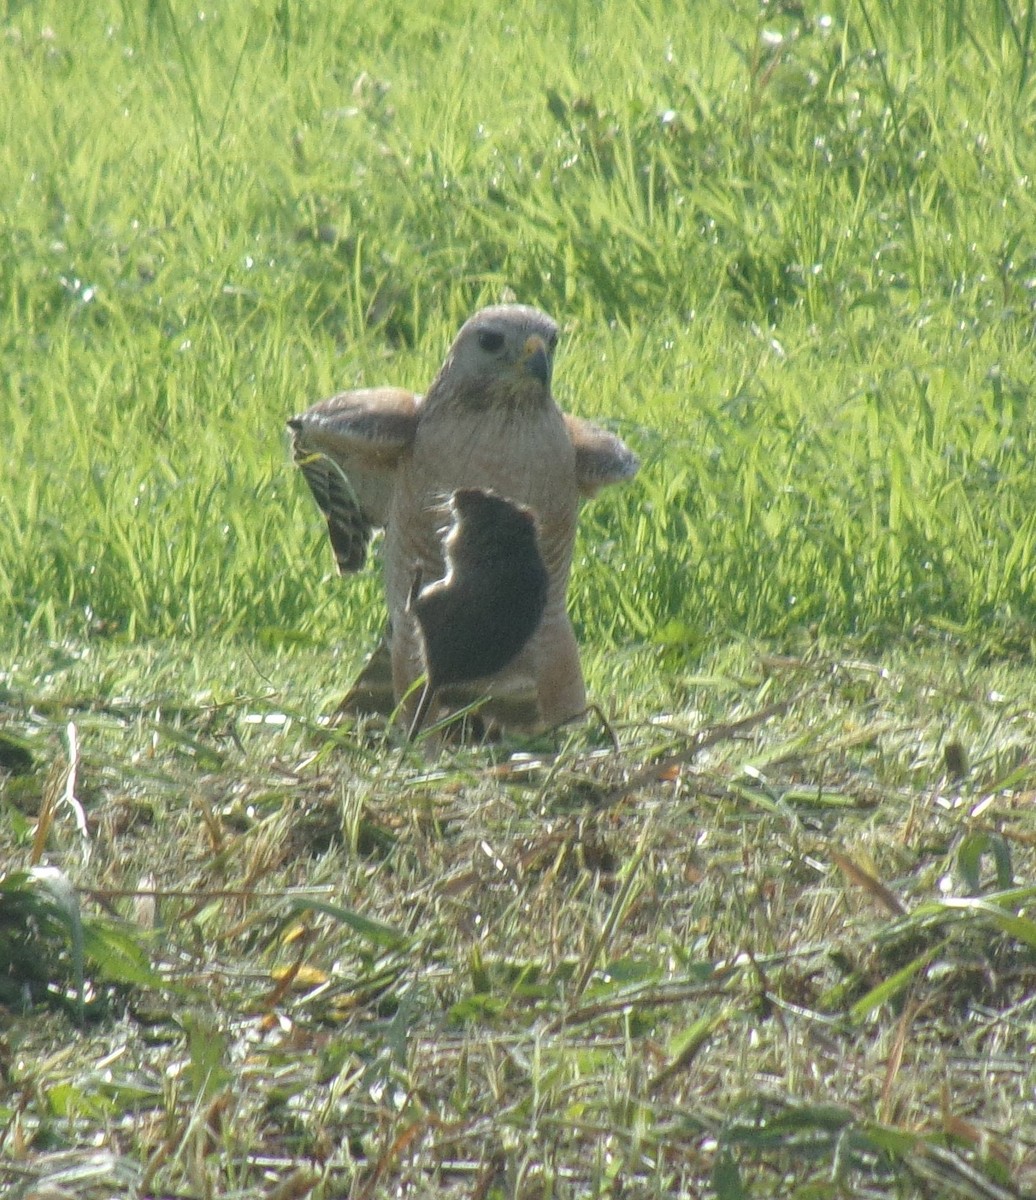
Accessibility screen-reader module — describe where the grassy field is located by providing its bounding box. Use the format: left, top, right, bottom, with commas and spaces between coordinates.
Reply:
2, 0, 1036, 1196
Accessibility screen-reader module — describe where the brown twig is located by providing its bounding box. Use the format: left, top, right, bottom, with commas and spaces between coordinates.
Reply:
595, 689, 807, 810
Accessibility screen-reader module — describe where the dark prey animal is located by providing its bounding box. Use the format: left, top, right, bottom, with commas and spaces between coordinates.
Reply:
407, 488, 549, 739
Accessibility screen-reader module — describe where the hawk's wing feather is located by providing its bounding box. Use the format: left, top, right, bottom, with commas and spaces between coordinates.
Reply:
288, 388, 420, 573
292, 449, 371, 573
564, 414, 640, 497
293, 388, 420, 466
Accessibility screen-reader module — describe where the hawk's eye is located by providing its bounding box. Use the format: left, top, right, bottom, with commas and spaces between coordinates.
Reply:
477, 331, 505, 353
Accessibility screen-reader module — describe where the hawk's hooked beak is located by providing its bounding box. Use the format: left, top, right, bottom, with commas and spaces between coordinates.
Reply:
519, 336, 550, 387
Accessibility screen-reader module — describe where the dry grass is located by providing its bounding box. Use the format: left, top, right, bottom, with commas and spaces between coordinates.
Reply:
2, 637, 1034, 1198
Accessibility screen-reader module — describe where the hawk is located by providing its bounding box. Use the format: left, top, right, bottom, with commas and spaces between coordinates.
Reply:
288, 304, 639, 732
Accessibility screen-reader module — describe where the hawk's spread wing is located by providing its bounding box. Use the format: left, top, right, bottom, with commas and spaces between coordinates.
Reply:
288, 388, 420, 572
564, 414, 640, 497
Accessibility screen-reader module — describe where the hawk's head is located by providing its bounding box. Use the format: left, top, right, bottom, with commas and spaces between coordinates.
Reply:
426, 304, 559, 413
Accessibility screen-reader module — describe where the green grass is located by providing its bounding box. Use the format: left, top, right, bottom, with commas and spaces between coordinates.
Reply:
2, 1, 1036, 1196
3, 0, 1036, 649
